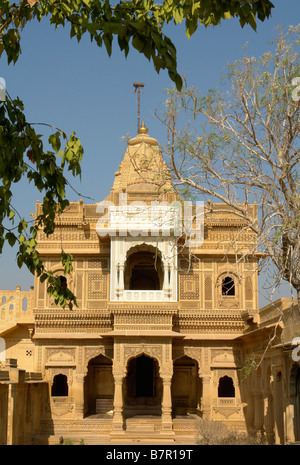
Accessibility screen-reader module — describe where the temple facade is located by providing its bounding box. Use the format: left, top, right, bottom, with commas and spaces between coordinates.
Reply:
0, 124, 300, 445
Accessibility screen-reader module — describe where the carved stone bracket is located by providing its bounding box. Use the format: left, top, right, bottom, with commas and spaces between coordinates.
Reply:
213, 406, 240, 419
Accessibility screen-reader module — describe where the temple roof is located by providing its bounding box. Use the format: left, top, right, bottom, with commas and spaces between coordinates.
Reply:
111, 122, 174, 199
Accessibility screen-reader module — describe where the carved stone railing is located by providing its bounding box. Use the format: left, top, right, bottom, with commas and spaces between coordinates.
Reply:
0, 287, 34, 333
217, 397, 236, 407
116, 289, 172, 302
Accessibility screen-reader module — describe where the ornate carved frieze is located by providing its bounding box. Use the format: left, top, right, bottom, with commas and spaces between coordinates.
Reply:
176, 310, 244, 334
33, 308, 112, 333
211, 349, 241, 367
45, 348, 76, 366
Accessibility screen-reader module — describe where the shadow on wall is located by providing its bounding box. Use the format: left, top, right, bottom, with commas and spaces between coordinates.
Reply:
0, 338, 5, 361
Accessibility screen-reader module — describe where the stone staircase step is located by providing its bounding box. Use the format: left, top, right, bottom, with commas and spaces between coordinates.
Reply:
40, 415, 199, 445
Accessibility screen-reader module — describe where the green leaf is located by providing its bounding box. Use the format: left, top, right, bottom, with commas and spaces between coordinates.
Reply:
103, 34, 112, 56
49, 132, 61, 152
132, 34, 145, 53
247, 12, 257, 31
6, 232, 17, 247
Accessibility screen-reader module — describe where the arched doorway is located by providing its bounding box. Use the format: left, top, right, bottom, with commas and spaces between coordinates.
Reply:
172, 355, 199, 415
124, 354, 162, 417
84, 354, 114, 415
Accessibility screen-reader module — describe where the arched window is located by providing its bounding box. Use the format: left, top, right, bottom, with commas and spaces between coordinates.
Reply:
1, 296, 6, 303
59, 276, 67, 289
51, 374, 68, 397
22, 297, 27, 311
218, 375, 235, 397
124, 250, 163, 291
222, 276, 235, 296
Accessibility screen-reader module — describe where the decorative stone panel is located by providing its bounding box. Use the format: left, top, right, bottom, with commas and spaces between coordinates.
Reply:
179, 274, 199, 300
87, 273, 107, 300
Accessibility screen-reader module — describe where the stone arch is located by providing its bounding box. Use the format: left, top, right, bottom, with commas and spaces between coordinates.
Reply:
85, 347, 113, 371
49, 368, 71, 384
125, 242, 164, 259
123, 344, 163, 371
172, 355, 200, 415
85, 352, 114, 415
173, 347, 202, 371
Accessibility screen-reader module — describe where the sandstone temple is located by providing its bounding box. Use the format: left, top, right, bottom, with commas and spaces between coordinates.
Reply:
0, 123, 299, 445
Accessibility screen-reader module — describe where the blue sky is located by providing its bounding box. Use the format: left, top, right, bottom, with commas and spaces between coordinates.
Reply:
0, 0, 299, 307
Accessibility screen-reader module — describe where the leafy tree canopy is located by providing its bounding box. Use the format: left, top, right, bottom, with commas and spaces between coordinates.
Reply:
1, 0, 274, 88
0, 0, 274, 309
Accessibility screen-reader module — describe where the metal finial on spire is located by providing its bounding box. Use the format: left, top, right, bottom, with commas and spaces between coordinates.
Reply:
138, 121, 148, 134
133, 82, 144, 134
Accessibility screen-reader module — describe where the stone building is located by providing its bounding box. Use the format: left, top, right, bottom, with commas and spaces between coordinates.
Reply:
0, 124, 299, 445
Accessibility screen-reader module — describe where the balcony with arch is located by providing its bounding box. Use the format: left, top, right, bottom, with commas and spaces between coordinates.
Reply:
110, 239, 178, 302
214, 374, 241, 418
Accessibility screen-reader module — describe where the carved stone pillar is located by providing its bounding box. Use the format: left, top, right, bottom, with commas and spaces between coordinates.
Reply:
201, 373, 211, 419
163, 263, 169, 290
163, 262, 171, 300
112, 375, 124, 432
74, 373, 85, 418
161, 376, 173, 431
118, 264, 123, 289
6, 384, 14, 445
271, 368, 284, 444
116, 264, 124, 300
244, 391, 255, 434
286, 402, 296, 444
263, 392, 275, 444
253, 393, 264, 434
